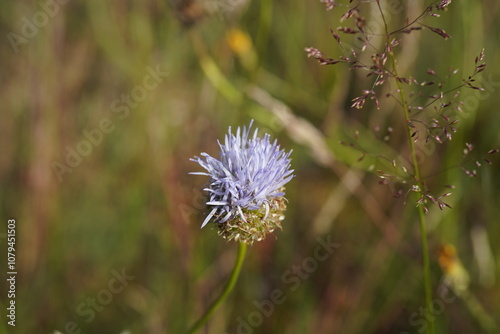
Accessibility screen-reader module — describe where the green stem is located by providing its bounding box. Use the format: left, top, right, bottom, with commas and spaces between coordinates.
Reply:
256, 0, 273, 55
375, 2, 434, 333
189, 30, 244, 105
391, 54, 435, 334
391, 45, 435, 334
187, 242, 247, 334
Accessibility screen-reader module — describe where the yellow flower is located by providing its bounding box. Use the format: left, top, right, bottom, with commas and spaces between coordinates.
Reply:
226, 28, 257, 71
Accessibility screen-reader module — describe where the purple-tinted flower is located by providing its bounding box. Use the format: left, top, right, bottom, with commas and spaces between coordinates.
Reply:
190, 120, 294, 243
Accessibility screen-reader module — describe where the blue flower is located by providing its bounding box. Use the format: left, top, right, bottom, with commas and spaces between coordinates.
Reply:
190, 120, 294, 236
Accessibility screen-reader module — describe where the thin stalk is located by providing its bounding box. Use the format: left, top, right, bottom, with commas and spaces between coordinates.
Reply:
187, 242, 247, 334
256, 0, 273, 55
189, 30, 244, 105
376, 1, 434, 333
390, 42, 435, 334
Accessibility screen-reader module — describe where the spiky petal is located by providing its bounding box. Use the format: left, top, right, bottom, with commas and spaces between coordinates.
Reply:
190, 120, 294, 243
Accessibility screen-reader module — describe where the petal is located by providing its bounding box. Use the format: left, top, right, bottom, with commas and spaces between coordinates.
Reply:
201, 208, 217, 228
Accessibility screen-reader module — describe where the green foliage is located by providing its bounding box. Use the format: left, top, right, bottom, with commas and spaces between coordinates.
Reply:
1, 0, 500, 333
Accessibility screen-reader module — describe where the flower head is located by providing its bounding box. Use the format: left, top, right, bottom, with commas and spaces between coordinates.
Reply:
190, 120, 294, 244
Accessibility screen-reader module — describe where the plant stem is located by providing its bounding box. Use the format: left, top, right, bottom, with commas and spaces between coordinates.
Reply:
187, 242, 247, 334
416, 204, 434, 334
256, 0, 273, 55
389, 42, 435, 334
391, 56, 435, 334
189, 30, 244, 105
376, 2, 434, 333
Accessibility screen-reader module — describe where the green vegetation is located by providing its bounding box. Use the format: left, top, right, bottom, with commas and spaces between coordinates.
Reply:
1, 0, 499, 333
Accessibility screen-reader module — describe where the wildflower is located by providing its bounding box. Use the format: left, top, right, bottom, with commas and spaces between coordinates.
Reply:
190, 120, 294, 244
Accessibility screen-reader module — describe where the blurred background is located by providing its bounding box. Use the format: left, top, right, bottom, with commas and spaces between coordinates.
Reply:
1, 0, 499, 333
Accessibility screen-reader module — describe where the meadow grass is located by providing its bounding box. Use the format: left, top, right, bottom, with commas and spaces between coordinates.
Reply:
1, 0, 500, 333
